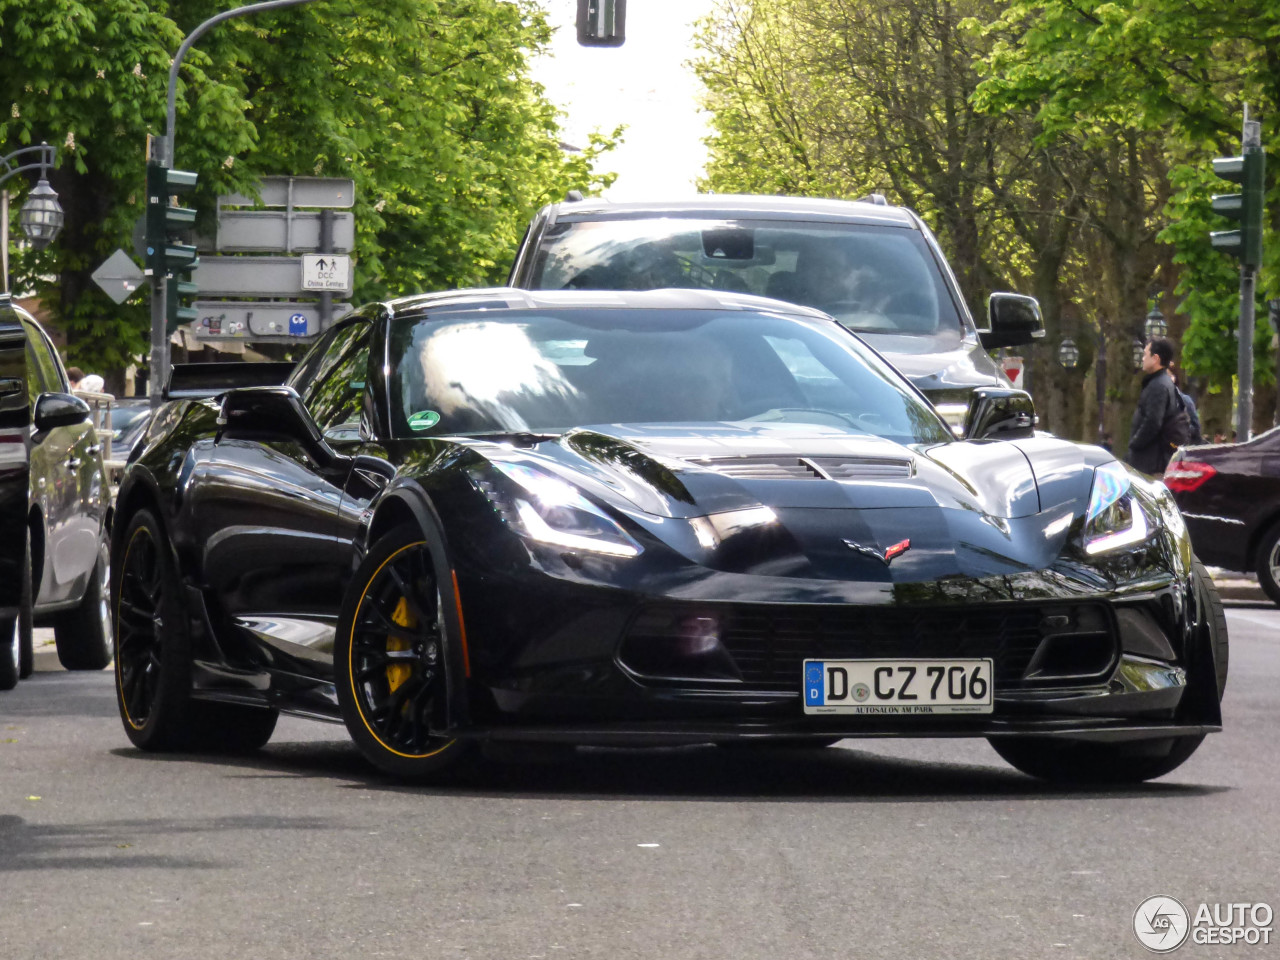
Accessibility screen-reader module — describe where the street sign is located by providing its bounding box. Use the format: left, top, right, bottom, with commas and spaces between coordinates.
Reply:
191, 300, 353, 340
90, 249, 146, 305
219, 176, 355, 209
1002, 356, 1024, 390
215, 210, 355, 253
302, 254, 352, 291
192, 255, 354, 297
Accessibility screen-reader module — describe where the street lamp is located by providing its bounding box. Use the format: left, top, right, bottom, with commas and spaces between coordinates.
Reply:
1144, 304, 1167, 340
17, 178, 64, 248
1, 141, 61, 293
1057, 337, 1080, 369
1132, 339, 1146, 370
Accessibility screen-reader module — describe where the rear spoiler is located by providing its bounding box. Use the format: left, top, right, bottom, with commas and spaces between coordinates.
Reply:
165, 362, 296, 400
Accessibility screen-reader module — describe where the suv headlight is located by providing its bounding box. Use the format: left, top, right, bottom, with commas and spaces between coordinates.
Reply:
484, 462, 642, 558
1083, 461, 1149, 555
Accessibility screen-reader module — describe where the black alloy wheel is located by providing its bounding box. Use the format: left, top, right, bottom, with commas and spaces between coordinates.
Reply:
114, 508, 277, 752
336, 531, 473, 780
1255, 519, 1280, 607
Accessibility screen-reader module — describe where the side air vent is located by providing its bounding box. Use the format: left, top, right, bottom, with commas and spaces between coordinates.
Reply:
693, 455, 913, 481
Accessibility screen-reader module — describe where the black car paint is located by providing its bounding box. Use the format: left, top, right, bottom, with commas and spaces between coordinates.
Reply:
0, 301, 109, 624
506, 196, 1017, 413
1167, 429, 1280, 572
112, 290, 1220, 748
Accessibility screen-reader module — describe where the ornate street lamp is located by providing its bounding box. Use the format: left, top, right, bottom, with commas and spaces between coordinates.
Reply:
17, 178, 63, 248
1144, 304, 1167, 340
1132, 339, 1147, 370
1, 141, 61, 293
1057, 337, 1080, 369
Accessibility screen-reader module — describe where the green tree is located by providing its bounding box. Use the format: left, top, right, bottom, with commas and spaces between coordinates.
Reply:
0, 0, 615, 372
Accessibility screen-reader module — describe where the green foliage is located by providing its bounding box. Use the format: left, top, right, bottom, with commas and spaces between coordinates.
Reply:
0, 0, 616, 370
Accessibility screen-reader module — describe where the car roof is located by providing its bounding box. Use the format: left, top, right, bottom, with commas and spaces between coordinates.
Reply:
388, 286, 834, 320
543, 194, 917, 228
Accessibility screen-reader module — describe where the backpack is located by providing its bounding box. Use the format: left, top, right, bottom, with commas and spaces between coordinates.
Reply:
1161, 391, 1195, 448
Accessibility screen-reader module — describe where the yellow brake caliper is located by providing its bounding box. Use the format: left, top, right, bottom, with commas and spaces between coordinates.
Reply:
387, 596, 415, 693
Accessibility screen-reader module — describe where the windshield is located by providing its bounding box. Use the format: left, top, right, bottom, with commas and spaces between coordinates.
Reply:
528, 218, 963, 340
389, 308, 952, 445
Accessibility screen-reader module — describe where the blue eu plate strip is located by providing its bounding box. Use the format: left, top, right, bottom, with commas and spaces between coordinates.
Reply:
804, 661, 825, 706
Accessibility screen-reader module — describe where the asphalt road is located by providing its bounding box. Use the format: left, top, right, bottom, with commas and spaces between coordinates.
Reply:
2, 604, 1277, 960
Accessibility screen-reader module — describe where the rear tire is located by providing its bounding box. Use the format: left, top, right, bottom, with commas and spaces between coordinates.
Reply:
17, 527, 34, 679
990, 559, 1228, 784
1254, 519, 1280, 607
113, 509, 276, 752
0, 613, 18, 691
55, 538, 113, 670
336, 528, 474, 781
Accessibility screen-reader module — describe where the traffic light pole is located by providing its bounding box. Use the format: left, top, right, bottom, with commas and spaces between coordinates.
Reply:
149, 0, 325, 409
1235, 117, 1262, 443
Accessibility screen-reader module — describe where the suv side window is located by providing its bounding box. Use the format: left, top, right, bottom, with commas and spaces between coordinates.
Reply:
19, 318, 63, 403
302, 322, 371, 439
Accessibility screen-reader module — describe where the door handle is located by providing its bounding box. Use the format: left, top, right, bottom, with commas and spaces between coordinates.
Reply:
65, 457, 81, 470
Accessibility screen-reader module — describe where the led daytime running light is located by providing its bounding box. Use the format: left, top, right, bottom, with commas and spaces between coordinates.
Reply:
1084, 504, 1149, 555
514, 500, 640, 557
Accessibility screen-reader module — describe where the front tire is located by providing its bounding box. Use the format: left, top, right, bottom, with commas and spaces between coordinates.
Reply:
55, 538, 113, 671
335, 529, 474, 781
990, 559, 1228, 784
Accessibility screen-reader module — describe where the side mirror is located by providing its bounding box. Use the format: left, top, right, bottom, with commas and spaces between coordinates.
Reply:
979, 293, 1045, 349
964, 388, 1036, 440
577, 0, 625, 46
217, 386, 333, 457
34, 392, 92, 432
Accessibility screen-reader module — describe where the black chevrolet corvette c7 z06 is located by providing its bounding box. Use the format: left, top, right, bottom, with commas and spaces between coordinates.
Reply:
109, 288, 1226, 782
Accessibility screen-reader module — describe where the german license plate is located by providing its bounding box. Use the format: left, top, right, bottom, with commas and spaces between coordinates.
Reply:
803, 659, 994, 715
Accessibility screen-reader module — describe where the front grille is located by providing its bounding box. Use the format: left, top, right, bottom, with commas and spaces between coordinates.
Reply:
694, 455, 914, 481
623, 603, 1117, 690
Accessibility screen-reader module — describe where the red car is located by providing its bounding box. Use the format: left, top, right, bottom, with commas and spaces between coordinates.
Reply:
1165, 427, 1280, 605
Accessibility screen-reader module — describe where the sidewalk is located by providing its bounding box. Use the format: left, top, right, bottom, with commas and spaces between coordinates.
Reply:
1206, 568, 1270, 604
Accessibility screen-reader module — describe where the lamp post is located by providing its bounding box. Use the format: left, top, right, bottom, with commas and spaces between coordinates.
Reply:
1144, 304, 1167, 341
1, 142, 63, 293
1131, 339, 1146, 371
1057, 337, 1080, 370
148, 0, 326, 408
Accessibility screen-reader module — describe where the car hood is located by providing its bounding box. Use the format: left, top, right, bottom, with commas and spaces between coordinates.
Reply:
856, 333, 1009, 401
461, 423, 1113, 581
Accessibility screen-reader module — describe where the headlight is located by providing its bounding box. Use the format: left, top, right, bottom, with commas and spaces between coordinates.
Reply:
486, 462, 642, 558
1083, 461, 1150, 555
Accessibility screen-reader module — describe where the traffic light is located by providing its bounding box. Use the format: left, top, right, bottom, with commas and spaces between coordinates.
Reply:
1210, 144, 1265, 269
145, 162, 199, 333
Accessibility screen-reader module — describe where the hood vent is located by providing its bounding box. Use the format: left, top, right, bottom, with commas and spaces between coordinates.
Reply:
693, 455, 913, 481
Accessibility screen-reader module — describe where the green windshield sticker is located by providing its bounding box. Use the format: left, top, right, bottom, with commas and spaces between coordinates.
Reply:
407, 410, 441, 432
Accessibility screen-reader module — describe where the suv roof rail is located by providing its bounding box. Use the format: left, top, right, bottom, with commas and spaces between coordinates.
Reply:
856, 193, 890, 206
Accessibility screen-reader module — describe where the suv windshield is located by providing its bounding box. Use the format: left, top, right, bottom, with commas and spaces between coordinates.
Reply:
389, 308, 952, 445
528, 219, 963, 340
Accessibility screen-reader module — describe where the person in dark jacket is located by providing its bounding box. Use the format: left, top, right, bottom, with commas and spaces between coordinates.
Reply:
1127, 338, 1181, 474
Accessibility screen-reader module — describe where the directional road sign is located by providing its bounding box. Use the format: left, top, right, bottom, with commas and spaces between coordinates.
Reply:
302, 254, 352, 291
192, 256, 355, 298
190, 300, 353, 340
215, 210, 355, 253
219, 176, 355, 209
90, 249, 146, 305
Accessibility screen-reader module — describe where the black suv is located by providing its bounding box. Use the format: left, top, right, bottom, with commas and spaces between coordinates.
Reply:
1, 297, 113, 690
508, 194, 1044, 433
